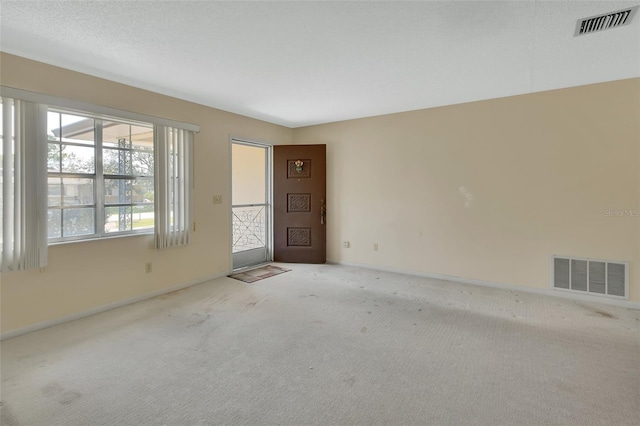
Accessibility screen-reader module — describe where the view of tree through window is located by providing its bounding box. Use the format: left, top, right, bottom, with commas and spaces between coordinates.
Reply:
47, 111, 154, 241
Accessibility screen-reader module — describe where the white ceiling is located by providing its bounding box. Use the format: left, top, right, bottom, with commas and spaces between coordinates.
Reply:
1, 1, 639, 128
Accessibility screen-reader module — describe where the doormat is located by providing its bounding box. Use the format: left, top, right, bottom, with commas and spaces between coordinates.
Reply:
228, 265, 291, 283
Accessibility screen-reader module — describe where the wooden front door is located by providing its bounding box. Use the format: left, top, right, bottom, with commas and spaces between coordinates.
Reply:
273, 145, 326, 263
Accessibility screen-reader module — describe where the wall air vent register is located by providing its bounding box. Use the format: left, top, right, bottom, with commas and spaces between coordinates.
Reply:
552, 256, 628, 299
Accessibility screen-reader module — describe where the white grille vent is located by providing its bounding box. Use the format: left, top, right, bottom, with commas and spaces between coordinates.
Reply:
575, 6, 639, 36
552, 256, 628, 299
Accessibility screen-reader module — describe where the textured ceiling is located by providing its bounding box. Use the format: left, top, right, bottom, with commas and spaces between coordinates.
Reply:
1, 1, 639, 128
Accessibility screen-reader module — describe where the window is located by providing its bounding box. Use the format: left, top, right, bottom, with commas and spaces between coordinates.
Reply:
47, 110, 154, 242
2, 85, 198, 270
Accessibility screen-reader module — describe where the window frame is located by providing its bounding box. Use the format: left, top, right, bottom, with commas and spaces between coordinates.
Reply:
46, 107, 155, 244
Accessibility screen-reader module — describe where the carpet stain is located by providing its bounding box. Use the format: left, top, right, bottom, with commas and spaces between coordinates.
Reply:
41, 382, 82, 405
60, 392, 82, 405
590, 310, 617, 319
188, 313, 212, 328
578, 304, 617, 319
41, 382, 64, 397
345, 376, 357, 386
360, 327, 368, 333
244, 296, 268, 309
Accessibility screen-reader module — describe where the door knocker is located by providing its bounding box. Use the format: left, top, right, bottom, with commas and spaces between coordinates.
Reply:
294, 160, 304, 172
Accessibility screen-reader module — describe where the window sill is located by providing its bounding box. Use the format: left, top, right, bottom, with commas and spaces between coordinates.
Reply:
48, 231, 153, 247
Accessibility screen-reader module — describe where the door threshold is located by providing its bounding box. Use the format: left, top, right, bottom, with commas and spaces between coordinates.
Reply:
232, 262, 273, 273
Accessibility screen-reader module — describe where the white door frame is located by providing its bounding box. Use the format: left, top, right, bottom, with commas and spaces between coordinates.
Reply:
229, 137, 273, 271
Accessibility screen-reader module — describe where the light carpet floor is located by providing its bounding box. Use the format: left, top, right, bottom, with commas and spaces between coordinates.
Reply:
1, 264, 639, 426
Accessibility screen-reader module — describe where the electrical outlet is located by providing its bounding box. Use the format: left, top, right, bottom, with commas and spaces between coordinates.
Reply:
343, 241, 350, 248
145, 262, 152, 273
373, 243, 378, 251
213, 195, 222, 204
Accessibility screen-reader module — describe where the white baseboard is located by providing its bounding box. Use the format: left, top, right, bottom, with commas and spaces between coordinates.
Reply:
327, 259, 640, 310
1, 271, 230, 341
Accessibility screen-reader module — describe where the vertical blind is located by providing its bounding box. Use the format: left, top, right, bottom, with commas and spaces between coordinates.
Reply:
154, 125, 194, 249
1, 97, 48, 272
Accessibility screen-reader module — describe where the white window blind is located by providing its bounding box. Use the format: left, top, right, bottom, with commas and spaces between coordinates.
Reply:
154, 125, 194, 249
1, 97, 48, 272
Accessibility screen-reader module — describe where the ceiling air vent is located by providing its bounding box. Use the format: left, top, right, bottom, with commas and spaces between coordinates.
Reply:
575, 6, 639, 36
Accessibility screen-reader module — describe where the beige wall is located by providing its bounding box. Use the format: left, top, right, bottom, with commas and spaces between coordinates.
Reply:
293, 78, 640, 302
0, 53, 292, 333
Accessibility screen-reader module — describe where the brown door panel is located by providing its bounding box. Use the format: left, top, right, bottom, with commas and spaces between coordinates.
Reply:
273, 144, 326, 263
